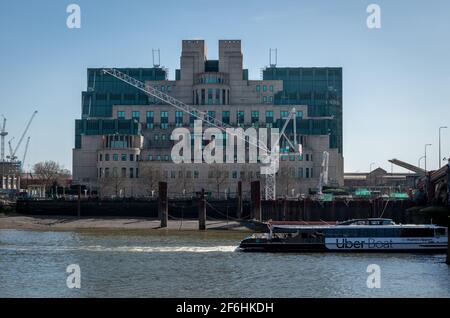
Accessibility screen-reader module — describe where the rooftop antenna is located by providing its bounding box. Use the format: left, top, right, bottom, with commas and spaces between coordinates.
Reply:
269, 48, 277, 67
152, 49, 161, 68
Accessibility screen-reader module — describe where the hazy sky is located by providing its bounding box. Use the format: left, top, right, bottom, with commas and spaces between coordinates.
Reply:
1, 0, 449, 173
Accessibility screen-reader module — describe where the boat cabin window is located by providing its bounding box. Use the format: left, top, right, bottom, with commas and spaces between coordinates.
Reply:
400, 228, 434, 237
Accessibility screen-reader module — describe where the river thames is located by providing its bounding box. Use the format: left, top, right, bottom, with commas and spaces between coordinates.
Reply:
0, 229, 449, 298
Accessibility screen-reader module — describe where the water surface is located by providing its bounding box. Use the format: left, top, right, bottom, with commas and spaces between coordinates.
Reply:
0, 229, 449, 297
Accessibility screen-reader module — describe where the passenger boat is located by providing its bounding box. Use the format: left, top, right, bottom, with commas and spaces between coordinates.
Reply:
239, 218, 448, 253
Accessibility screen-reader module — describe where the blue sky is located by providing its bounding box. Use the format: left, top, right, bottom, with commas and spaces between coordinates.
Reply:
0, 0, 449, 173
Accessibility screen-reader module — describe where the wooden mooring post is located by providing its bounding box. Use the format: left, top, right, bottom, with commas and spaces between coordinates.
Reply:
447, 216, 450, 265
77, 185, 81, 218
237, 181, 243, 219
251, 181, 261, 221
199, 188, 206, 230
158, 182, 168, 228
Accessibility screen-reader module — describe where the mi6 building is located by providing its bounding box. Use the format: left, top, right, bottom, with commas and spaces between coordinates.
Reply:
73, 40, 343, 198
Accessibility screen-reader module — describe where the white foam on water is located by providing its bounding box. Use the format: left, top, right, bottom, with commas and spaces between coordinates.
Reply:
0, 245, 238, 253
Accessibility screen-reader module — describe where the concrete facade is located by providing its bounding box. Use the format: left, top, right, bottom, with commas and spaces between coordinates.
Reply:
73, 40, 344, 198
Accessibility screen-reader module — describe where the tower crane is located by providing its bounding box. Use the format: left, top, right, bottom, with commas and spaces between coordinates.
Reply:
317, 151, 329, 195
22, 136, 31, 170
102, 68, 300, 200
0, 115, 7, 162
7, 111, 37, 162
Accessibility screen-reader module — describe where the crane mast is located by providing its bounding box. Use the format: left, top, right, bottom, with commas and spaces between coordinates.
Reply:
0, 115, 7, 162
22, 136, 31, 170
102, 68, 300, 201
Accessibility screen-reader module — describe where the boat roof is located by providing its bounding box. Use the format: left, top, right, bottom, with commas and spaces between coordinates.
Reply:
268, 218, 446, 230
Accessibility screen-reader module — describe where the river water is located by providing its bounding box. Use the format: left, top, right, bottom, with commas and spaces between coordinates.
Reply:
0, 229, 449, 298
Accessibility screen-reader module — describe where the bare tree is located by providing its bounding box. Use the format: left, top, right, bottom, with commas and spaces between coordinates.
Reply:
278, 166, 296, 197
32, 161, 71, 188
139, 165, 163, 198
98, 173, 126, 198
209, 164, 229, 198
179, 165, 194, 197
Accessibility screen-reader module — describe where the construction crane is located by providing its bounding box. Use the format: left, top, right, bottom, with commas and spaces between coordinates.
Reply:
317, 151, 329, 195
21, 136, 31, 170
7, 110, 37, 162
0, 115, 7, 162
102, 68, 301, 200
7, 137, 14, 160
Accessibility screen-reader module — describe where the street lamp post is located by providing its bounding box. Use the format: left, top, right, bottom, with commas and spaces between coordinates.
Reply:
418, 155, 426, 170
424, 144, 432, 173
439, 126, 447, 168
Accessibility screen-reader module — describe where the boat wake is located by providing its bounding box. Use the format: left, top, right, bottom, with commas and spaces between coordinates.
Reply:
0, 245, 238, 253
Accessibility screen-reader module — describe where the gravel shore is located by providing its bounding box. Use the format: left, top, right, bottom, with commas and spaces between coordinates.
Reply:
0, 215, 252, 232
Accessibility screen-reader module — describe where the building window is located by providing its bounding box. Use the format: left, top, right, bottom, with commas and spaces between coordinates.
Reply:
232, 171, 237, 179
132, 111, 140, 122
121, 167, 126, 178
99, 168, 102, 178
269, 85, 273, 92
167, 85, 171, 93
175, 111, 183, 127
130, 154, 134, 161
251, 111, 259, 128
263, 85, 267, 92
154, 134, 159, 141
201, 89, 205, 105
306, 154, 310, 161
121, 154, 126, 161
289, 155, 295, 161
280, 111, 289, 119
148, 155, 153, 161
269, 96, 273, 103
216, 88, 220, 105
194, 171, 199, 179
305, 168, 310, 178
297, 168, 303, 178
237, 111, 244, 127
208, 88, 213, 104
222, 111, 230, 124
129, 168, 134, 179
113, 154, 119, 161
157, 155, 161, 161
207, 111, 216, 125
146, 111, 154, 129
117, 111, 125, 120
161, 85, 165, 92
263, 96, 267, 103
296, 111, 303, 119
256, 85, 260, 92
99, 154, 103, 161
160, 111, 168, 129
136, 168, 139, 178
171, 171, 176, 179
105, 154, 110, 161
105, 168, 110, 177
164, 155, 170, 161
161, 134, 166, 141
